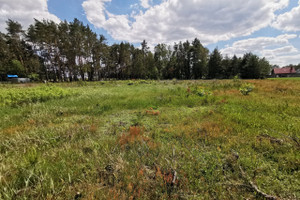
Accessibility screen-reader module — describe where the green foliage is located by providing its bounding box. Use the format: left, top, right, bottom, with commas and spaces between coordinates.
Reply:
0, 85, 74, 107
0, 19, 274, 82
190, 86, 212, 97
28, 73, 40, 82
240, 53, 271, 79
208, 48, 223, 79
1, 79, 299, 199
233, 75, 239, 81
191, 38, 209, 79
239, 83, 255, 95
232, 75, 242, 87
127, 80, 134, 85
8, 59, 25, 76
77, 80, 88, 87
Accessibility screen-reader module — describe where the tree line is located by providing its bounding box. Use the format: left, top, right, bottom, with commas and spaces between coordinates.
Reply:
0, 19, 273, 81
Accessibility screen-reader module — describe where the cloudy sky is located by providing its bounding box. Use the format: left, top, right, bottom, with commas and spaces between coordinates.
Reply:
1, 0, 300, 66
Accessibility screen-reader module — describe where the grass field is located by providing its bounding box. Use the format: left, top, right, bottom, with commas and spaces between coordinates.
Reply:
268, 77, 300, 81
0, 79, 299, 199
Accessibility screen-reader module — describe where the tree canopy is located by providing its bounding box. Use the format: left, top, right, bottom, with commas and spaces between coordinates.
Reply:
0, 19, 274, 81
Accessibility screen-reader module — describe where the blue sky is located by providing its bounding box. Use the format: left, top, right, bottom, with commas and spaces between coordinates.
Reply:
1, 0, 300, 66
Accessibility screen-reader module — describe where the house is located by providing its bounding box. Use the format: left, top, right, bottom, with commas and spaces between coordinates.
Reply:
272, 67, 296, 77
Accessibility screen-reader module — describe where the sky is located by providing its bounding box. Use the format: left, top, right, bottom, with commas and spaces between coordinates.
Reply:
0, 0, 300, 66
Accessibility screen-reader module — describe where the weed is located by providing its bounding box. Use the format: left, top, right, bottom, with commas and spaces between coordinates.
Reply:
239, 83, 255, 95
0, 79, 299, 199
145, 108, 160, 115
119, 126, 147, 146
0, 85, 74, 107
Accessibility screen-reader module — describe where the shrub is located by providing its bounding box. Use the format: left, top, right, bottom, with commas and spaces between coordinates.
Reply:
0, 85, 74, 107
127, 80, 134, 85
232, 75, 242, 87
28, 73, 40, 82
239, 83, 254, 95
190, 86, 212, 97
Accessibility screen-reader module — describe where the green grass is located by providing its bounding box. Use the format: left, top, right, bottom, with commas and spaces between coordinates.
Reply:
0, 79, 299, 199
269, 77, 300, 80
0, 84, 74, 107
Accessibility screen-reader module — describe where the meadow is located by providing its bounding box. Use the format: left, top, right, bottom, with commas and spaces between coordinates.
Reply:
0, 79, 299, 199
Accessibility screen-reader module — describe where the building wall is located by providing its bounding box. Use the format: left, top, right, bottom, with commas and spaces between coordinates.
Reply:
11, 78, 31, 83
274, 73, 300, 78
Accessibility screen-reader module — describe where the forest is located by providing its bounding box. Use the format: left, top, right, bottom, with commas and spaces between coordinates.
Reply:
0, 18, 283, 81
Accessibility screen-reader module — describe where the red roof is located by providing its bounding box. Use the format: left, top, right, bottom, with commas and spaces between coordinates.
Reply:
273, 67, 296, 74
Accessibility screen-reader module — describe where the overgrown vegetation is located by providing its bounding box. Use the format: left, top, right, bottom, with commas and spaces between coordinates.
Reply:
0, 85, 74, 107
0, 79, 299, 199
239, 83, 255, 95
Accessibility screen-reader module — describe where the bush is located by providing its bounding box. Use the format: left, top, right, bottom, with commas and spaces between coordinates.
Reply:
0, 85, 74, 107
127, 80, 134, 85
239, 83, 254, 95
232, 75, 242, 87
190, 86, 212, 97
28, 73, 40, 82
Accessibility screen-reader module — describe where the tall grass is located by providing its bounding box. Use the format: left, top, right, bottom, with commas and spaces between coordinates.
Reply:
0, 79, 299, 199
0, 85, 74, 107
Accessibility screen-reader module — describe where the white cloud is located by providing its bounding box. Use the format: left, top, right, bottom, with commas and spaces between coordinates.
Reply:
273, 1, 300, 31
82, 0, 111, 29
140, 0, 151, 9
268, 54, 300, 66
82, 0, 289, 45
263, 46, 298, 56
220, 34, 300, 66
0, 0, 60, 32
130, 3, 139, 9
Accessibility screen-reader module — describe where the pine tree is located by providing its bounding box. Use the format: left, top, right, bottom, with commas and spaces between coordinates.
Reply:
208, 48, 223, 79
191, 38, 209, 79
